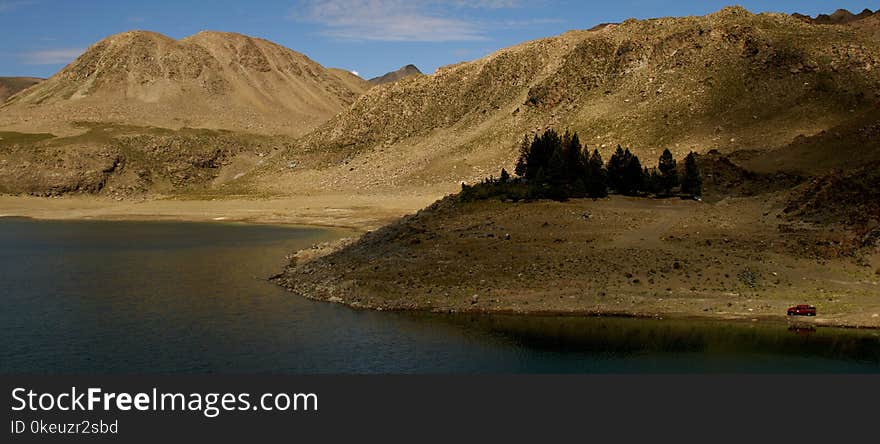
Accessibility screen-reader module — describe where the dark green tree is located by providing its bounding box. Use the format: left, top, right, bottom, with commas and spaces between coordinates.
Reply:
525, 130, 560, 180
514, 135, 530, 178
563, 132, 585, 182
525, 134, 542, 179
622, 153, 645, 195
547, 145, 566, 183
586, 149, 608, 198
529, 167, 547, 198
657, 149, 679, 195
607, 145, 628, 193
645, 167, 662, 195
681, 152, 702, 198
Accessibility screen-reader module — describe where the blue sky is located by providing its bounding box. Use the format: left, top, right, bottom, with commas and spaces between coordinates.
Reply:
0, 1, 876, 79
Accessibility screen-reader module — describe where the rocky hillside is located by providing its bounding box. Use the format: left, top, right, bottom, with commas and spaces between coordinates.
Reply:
0, 31, 370, 136
741, 107, 880, 175
785, 161, 880, 228
369, 65, 423, 85
257, 7, 880, 196
0, 77, 42, 103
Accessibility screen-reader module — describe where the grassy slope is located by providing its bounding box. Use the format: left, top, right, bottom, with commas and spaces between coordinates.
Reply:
277, 195, 880, 327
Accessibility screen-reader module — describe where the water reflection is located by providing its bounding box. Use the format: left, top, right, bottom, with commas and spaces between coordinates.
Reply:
434, 314, 880, 364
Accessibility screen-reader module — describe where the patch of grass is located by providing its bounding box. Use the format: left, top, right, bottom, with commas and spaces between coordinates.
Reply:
0, 131, 55, 146
460, 181, 531, 202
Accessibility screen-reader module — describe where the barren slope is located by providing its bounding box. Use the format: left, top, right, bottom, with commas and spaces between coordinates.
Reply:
0, 31, 369, 136
255, 7, 880, 196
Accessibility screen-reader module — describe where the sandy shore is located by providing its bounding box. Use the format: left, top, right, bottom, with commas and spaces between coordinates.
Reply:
0, 193, 438, 230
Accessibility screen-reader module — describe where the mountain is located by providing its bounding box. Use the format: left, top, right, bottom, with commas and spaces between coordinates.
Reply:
368, 65, 423, 85
0, 77, 42, 103
793, 8, 876, 25
0, 31, 370, 136
258, 7, 880, 196
0, 31, 372, 196
4, 8, 880, 200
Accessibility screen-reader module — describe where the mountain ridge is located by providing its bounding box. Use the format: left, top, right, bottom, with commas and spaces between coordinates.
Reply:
793, 8, 876, 25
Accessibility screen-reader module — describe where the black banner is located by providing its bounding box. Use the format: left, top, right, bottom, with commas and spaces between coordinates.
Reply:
3, 375, 878, 442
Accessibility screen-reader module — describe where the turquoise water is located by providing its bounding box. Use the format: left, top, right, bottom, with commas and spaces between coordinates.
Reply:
1, 218, 878, 374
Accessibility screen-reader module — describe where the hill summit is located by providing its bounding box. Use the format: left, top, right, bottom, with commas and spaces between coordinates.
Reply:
0, 30, 369, 136
369, 65, 423, 85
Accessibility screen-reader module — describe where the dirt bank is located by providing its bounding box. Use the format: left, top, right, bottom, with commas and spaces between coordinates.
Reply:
275, 195, 880, 329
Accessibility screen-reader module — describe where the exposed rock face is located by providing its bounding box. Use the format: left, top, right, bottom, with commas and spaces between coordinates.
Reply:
0, 31, 370, 136
785, 162, 880, 228
368, 65, 423, 85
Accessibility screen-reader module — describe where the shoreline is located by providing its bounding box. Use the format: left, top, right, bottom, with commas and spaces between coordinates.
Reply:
279, 284, 880, 331
0, 193, 438, 231
0, 213, 366, 232
5, 195, 878, 330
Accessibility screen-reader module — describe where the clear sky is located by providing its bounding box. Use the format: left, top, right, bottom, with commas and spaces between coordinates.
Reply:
0, 1, 876, 79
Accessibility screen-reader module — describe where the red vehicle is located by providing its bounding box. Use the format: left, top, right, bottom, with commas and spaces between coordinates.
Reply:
787, 305, 817, 316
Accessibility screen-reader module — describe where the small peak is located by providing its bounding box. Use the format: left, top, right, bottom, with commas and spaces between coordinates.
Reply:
368, 64, 423, 85
185, 30, 250, 42
192, 30, 243, 37
830, 9, 855, 19
184, 31, 289, 52
104, 30, 173, 42
711, 5, 752, 17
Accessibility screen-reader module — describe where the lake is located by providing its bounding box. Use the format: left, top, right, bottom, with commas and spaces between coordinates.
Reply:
1, 218, 878, 373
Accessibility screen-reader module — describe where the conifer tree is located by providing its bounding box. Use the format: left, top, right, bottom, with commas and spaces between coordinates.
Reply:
607, 145, 627, 193
645, 167, 662, 195
514, 135, 530, 178
681, 152, 702, 198
527, 130, 559, 180
563, 132, 584, 182
529, 167, 547, 198
547, 145, 567, 185
586, 149, 608, 198
622, 152, 644, 195
657, 148, 679, 195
